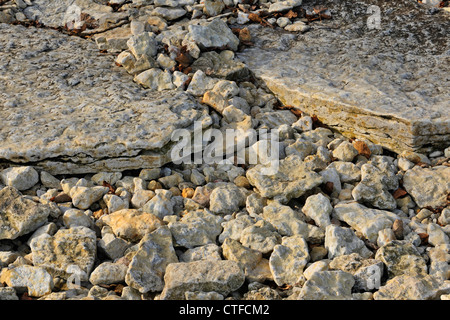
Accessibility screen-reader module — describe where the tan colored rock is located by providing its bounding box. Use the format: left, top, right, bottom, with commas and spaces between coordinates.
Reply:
0, 265, 53, 297
100, 209, 164, 242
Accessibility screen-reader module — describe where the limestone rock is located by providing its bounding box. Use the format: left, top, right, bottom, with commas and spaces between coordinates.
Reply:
100, 209, 164, 242
219, 212, 254, 243
222, 238, 262, 277
325, 225, 372, 259
237, 0, 450, 153
0, 265, 53, 297
190, 51, 249, 81
0, 287, 19, 300
30, 226, 97, 280
0, 166, 39, 191
246, 155, 323, 204
374, 274, 447, 300
0, 187, 51, 240
403, 165, 450, 209
240, 220, 281, 254
71, 186, 109, 210
209, 184, 247, 214
179, 244, 222, 262
187, 19, 239, 51
269, 235, 310, 286
375, 240, 427, 279
89, 262, 128, 286
168, 210, 223, 248
160, 260, 245, 300
302, 193, 333, 229
332, 202, 399, 243
126, 226, 178, 293
297, 271, 355, 300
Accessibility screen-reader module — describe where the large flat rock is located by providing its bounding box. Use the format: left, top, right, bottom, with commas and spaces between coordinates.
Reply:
0, 23, 208, 174
237, 0, 450, 153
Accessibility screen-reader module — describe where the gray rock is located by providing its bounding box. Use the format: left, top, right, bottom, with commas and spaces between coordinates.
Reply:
71, 186, 109, 210
0, 265, 53, 297
98, 231, 131, 260
126, 226, 178, 293
333, 202, 399, 243
0, 287, 19, 300
89, 262, 128, 285
246, 155, 323, 204
297, 270, 355, 300
0, 24, 208, 175
168, 210, 223, 248
142, 189, 174, 218
0, 166, 39, 191
209, 184, 247, 214
325, 225, 372, 259
151, 7, 187, 20
332, 141, 358, 162
302, 193, 333, 229
374, 274, 447, 300
190, 51, 249, 81
352, 156, 399, 210
238, 0, 450, 153
240, 220, 281, 254
262, 203, 324, 243
219, 212, 254, 243
269, 235, 310, 286
403, 165, 450, 209
160, 260, 245, 300
375, 240, 427, 279
179, 244, 222, 262
0, 187, 51, 240
187, 19, 239, 51
63, 209, 93, 229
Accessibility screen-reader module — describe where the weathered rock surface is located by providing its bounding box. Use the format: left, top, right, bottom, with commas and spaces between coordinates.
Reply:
30, 226, 97, 280
160, 260, 245, 300
237, 0, 450, 153
0, 23, 208, 174
0, 265, 54, 297
0, 187, 51, 240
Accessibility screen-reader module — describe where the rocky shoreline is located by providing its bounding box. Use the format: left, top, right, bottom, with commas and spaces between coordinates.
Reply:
0, 0, 449, 300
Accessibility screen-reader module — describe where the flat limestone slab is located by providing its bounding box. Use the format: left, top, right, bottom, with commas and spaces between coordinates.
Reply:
0, 23, 208, 174
238, 0, 450, 153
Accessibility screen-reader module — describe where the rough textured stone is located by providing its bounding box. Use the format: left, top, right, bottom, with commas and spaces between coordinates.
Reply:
269, 235, 310, 286
89, 262, 128, 286
0, 166, 39, 191
0, 187, 51, 240
332, 202, 399, 243
375, 240, 428, 279
125, 226, 178, 293
209, 184, 247, 214
160, 260, 245, 300
168, 210, 223, 248
325, 225, 372, 259
374, 274, 447, 300
246, 155, 323, 204
403, 166, 450, 209
0, 24, 208, 174
297, 270, 355, 300
30, 226, 97, 280
100, 209, 164, 242
302, 193, 333, 228
0, 265, 53, 297
237, 0, 450, 153
187, 19, 239, 51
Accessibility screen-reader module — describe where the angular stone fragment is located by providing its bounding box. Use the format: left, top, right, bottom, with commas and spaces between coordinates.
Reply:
302, 193, 333, 228
187, 19, 239, 51
0, 265, 53, 297
325, 225, 372, 259
89, 262, 128, 286
269, 235, 310, 286
160, 260, 245, 300
0, 187, 51, 240
332, 202, 399, 243
100, 209, 164, 242
240, 220, 281, 254
30, 226, 97, 280
237, 0, 450, 153
246, 155, 323, 204
0, 166, 39, 191
0, 287, 19, 300
374, 274, 447, 300
297, 271, 355, 300
126, 226, 178, 293
375, 240, 427, 279
209, 184, 247, 214
0, 24, 208, 175
403, 165, 450, 209
168, 210, 223, 248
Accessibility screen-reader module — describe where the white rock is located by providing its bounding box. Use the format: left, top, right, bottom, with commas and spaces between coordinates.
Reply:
302, 193, 333, 228
70, 186, 109, 210
0, 166, 39, 191
63, 209, 93, 229
0, 265, 53, 297
90, 262, 128, 285
325, 224, 372, 259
